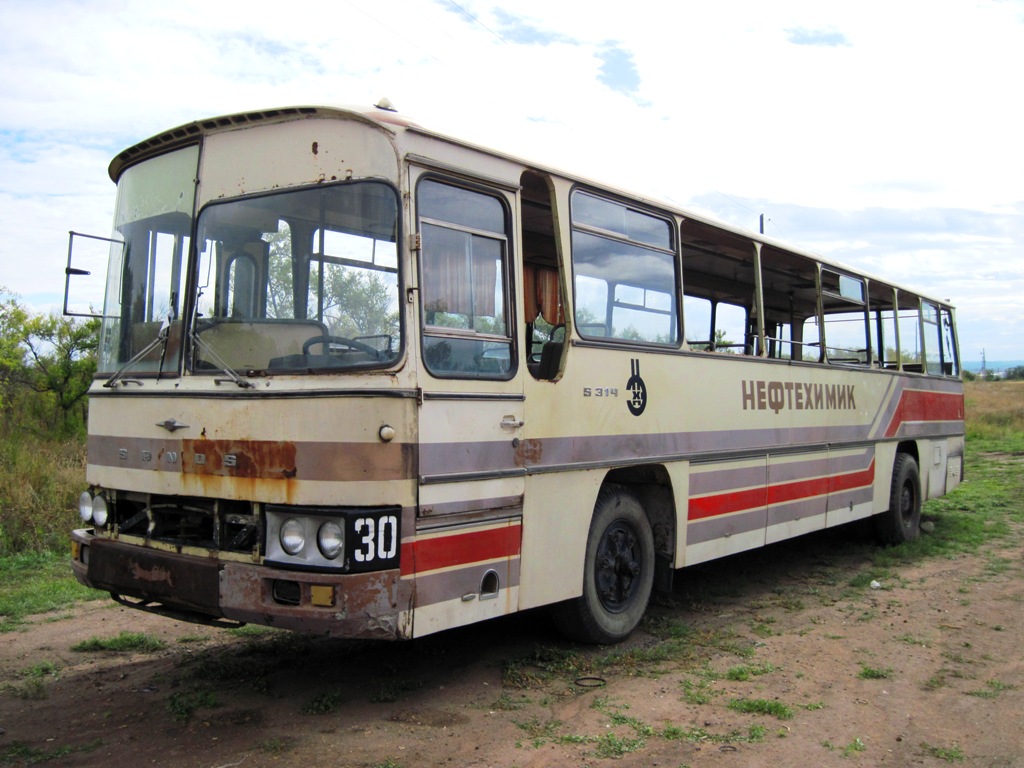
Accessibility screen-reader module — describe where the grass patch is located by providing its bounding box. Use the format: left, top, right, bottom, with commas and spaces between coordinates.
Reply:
71, 631, 166, 653
726, 662, 777, 681
301, 690, 345, 714
0, 550, 103, 632
727, 697, 793, 719
843, 737, 867, 756
858, 665, 895, 680
922, 742, 966, 762
257, 737, 298, 756
965, 679, 1015, 699
168, 689, 219, 722
592, 732, 646, 758
662, 723, 766, 744
680, 677, 717, 705
0, 740, 101, 765
921, 745, 966, 765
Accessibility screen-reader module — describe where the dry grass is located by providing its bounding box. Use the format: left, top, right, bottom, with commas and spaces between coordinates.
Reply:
964, 381, 1024, 446
0, 433, 86, 556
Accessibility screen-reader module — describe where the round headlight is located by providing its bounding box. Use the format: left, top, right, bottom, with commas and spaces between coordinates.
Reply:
92, 495, 109, 527
280, 518, 305, 556
317, 521, 345, 560
79, 491, 93, 522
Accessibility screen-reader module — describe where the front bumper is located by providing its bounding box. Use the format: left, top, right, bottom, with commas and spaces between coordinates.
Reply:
71, 529, 410, 639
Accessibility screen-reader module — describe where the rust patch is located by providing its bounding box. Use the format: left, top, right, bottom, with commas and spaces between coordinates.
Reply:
129, 560, 175, 587
183, 439, 297, 480
514, 438, 544, 467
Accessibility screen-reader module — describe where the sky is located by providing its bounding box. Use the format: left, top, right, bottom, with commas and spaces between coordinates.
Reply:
1, 0, 1022, 365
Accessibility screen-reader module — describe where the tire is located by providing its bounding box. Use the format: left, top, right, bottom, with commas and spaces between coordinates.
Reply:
875, 453, 921, 544
551, 486, 655, 644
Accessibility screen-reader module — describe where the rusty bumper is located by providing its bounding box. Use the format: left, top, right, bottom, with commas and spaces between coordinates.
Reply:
71, 529, 410, 639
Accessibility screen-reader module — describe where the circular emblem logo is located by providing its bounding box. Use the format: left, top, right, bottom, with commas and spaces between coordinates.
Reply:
626, 359, 647, 416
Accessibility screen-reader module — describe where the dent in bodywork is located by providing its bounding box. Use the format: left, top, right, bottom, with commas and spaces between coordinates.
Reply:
219, 561, 413, 640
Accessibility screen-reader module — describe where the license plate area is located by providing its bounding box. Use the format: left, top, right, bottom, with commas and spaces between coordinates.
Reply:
87, 538, 221, 614
264, 505, 401, 573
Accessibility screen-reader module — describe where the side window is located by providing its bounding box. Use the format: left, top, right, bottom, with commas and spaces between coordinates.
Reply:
896, 292, 923, 371
758, 244, 819, 362
418, 179, 513, 378
714, 302, 748, 353
571, 191, 678, 345
940, 307, 959, 377
821, 270, 869, 365
683, 295, 713, 348
923, 301, 959, 376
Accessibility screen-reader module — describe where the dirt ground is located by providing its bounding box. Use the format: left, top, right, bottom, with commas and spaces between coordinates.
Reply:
1, 518, 1022, 768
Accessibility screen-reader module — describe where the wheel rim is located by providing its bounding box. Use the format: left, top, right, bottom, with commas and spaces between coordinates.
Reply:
594, 519, 644, 613
899, 480, 916, 527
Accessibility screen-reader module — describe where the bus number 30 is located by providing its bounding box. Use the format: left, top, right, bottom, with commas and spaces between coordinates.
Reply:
353, 515, 398, 562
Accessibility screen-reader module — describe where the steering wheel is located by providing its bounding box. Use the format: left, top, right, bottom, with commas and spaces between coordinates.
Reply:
302, 335, 380, 358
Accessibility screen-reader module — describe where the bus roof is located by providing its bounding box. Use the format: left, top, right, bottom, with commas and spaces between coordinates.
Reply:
109, 102, 954, 310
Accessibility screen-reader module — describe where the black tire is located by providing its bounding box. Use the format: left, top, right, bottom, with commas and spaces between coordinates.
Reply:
551, 486, 655, 644
875, 453, 921, 544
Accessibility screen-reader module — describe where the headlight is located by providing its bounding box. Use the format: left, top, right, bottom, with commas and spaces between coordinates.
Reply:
280, 518, 305, 555
317, 521, 345, 560
79, 491, 93, 522
92, 495, 109, 527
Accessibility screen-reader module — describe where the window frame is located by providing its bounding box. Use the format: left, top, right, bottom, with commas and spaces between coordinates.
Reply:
415, 175, 517, 381
569, 187, 681, 348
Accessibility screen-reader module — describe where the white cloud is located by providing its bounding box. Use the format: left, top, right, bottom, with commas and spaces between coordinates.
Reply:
1, 0, 1022, 360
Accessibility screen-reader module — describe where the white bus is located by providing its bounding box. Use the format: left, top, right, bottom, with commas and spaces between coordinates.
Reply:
67, 101, 964, 643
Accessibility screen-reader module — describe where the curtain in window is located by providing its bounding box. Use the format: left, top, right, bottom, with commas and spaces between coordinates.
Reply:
524, 265, 563, 326
422, 224, 498, 320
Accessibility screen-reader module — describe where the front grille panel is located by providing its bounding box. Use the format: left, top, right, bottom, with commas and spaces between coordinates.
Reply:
110, 493, 260, 555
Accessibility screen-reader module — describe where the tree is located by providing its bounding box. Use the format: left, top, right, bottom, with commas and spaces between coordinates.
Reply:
321, 266, 399, 339
0, 288, 29, 411
0, 288, 99, 436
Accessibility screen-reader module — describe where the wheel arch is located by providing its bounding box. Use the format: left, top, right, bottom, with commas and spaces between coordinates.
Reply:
604, 463, 677, 591
895, 440, 919, 466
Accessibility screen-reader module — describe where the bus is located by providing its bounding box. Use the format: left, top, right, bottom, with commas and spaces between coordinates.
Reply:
66, 101, 965, 643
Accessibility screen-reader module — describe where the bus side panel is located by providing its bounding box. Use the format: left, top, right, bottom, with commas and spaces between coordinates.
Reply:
404, 517, 522, 639
516, 470, 604, 611
765, 450, 829, 545
945, 435, 965, 494
913, 435, 963, 501
825, 446, 877, 528
684, 457, 767, 566
871, 441, 900, 515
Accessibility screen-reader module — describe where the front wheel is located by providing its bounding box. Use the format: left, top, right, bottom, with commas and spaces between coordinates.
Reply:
551, 486, 654, 644
875, 453, 921, 544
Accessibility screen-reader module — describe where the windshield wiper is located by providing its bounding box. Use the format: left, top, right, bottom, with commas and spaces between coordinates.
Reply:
189, 327, 256, 389
104, 314, 172, 389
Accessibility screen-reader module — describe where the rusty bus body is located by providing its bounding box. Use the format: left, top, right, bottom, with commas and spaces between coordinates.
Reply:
68, 103, 964, 643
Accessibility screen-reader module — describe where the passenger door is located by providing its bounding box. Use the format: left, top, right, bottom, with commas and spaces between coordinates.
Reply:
412, 172, 525, 635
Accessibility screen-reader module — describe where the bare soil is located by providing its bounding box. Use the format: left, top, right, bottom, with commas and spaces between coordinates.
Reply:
2, 521, 1022, 768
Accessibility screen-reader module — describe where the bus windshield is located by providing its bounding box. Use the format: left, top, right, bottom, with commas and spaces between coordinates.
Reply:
192, 181, 401, 374
98, 144, 198, 374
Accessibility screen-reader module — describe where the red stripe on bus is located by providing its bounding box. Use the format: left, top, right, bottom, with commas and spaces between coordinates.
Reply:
689, 459, 875, 521
827, 459, 875, 494
884, 390, 964, 437
401, 524, 522, 576
688, 486, 767, 521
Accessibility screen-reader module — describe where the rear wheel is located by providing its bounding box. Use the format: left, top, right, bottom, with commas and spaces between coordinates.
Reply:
875, 453, 921, 544
551, 486, 654, 644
